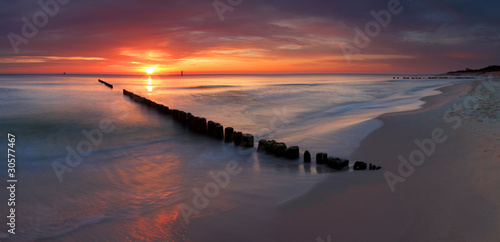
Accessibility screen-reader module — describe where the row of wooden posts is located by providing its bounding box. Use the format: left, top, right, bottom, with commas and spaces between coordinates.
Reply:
393, 76, 475, 80
98, 79, 113, 89
115, 81, 381, 171
122, 89, 256, 148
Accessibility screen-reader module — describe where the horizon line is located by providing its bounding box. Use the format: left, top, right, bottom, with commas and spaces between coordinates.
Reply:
0, 72, 452, 76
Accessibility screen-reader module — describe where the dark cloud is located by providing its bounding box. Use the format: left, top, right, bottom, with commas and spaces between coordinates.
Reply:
0, 0, 498, 74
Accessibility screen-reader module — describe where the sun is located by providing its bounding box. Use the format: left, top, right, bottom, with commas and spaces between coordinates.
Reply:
145, 66, 156, 75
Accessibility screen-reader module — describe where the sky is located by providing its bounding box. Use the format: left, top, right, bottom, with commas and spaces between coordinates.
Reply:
0, 0, 499, 75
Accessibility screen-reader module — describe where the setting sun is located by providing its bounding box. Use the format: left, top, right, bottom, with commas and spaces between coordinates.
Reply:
145, 66, 156, 74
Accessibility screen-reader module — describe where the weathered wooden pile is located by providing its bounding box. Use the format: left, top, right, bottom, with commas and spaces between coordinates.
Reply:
98, 79, 113, 89
101, 80, 383, 171
257, 139, 300, 159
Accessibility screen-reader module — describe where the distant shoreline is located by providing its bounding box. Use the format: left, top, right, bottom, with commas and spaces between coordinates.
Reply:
447, 65, 500, 75
1, 69, 495, 76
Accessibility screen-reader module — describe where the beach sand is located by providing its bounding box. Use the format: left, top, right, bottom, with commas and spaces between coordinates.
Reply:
185, 77, 500, 241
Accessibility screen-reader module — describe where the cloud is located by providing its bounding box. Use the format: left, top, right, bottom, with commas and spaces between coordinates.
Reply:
400, 30, 475, 45
0, 56, 105, 64
0, 0, 499, 74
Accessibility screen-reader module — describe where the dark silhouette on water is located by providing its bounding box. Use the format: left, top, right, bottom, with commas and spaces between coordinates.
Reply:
97, 79, 113, 89
94, 81, 384, 172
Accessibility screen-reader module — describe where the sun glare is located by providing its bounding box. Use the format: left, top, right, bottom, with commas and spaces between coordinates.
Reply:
147, 77, 153, 92
145, 66, 156, 74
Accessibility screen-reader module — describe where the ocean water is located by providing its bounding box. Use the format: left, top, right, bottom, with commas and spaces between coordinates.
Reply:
0, 74, 476, 241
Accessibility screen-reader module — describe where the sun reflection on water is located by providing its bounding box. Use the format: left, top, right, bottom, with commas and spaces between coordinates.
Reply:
147, 76, 153, 92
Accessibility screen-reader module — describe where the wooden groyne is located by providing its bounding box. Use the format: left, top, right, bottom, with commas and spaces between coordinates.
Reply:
121, 89, 381, 171
392, 76, 476, 80
98, 79, 113, 89
123, 89, 256, 149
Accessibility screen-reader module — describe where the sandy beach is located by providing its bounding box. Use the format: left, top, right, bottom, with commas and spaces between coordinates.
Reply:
184, 77, 500, 241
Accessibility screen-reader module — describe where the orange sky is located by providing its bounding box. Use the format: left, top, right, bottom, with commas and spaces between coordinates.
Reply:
0, 1, 498, 75
0, 49, 416, 75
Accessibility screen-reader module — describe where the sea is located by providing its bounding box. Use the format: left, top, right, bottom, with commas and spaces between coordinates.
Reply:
0, 74, 478, 241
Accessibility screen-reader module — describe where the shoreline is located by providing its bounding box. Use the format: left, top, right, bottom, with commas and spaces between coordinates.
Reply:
344, 76, 500, 240
379, 79, 479, 118
345, 79, 479, 161
229, 76, 500, 241
349, 77, 483, 163
343, 79, 481, 159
